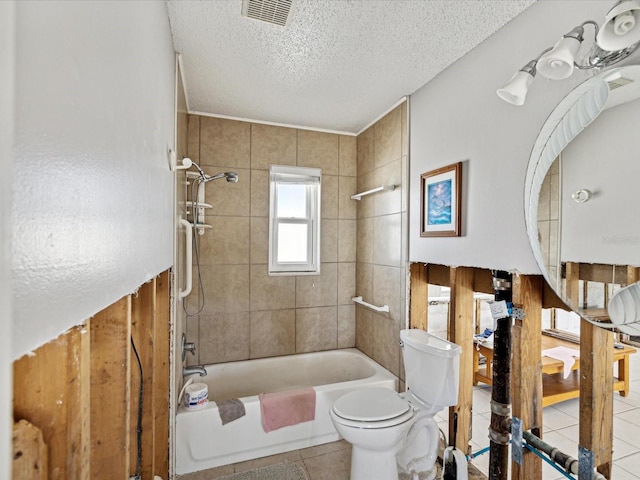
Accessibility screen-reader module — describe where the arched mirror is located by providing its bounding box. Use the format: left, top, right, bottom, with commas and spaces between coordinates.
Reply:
524, 64, 640, 334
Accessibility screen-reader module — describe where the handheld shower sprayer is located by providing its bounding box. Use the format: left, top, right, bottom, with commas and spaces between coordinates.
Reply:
204, 171, 239, 183
186, 159, 239, 183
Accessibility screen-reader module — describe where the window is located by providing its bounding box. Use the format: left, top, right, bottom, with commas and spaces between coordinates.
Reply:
269, 165, 321, 275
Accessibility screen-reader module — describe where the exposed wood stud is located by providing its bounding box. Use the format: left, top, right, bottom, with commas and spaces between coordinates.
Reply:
13, 324, 90, 480
130, 280, 157, 479
448, 266, 475, 455
154, 271, 171, 479
409, 263, 429, 330
511, 274, 543, 480
579, 319, 614, 479
90, 295, 132, 479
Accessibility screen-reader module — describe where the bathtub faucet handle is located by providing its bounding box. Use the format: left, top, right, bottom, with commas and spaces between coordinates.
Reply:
182, 333, 197, 361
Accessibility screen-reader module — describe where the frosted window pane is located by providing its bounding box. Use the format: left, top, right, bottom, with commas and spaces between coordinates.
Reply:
277, 184, 307, 218
277, 224, 308, 262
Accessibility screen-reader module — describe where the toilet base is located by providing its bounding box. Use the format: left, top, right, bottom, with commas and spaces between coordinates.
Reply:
350, 445, 400, 480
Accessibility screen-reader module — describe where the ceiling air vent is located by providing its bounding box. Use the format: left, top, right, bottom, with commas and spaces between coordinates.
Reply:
241, 0, 294, 27
607, 76, 634, 91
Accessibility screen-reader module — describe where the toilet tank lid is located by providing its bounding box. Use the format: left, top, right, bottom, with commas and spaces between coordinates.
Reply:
400, 329, 461, 358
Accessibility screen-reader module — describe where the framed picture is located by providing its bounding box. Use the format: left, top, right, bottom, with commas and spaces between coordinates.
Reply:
420, 162, 462, 237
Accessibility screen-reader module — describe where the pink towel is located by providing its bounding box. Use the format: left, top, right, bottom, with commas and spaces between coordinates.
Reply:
259, 387, 316, 433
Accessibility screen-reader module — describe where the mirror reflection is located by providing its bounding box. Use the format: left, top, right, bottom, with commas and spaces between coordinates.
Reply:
527, 64, 640, 334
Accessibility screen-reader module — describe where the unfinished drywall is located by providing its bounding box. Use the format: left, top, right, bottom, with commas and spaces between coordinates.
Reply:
12, 1, 176, 358
409, 1, 640, 273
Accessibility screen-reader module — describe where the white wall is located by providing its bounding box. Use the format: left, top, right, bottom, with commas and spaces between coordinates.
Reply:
409, 1, 640, 273
1, 2, 15, 477
11, 1, 176, 358
562, 97, 640, 265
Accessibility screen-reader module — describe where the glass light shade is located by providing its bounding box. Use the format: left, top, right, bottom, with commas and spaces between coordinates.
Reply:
537, 36, 582, 80
496, 70, 534, 106
597, 0, 640, 51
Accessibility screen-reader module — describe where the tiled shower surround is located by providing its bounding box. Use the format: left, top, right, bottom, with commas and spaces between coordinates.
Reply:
184, 102, 408, 379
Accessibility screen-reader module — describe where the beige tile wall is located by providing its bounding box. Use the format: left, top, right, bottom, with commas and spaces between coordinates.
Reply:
355, 102, 409, 379
184, 115, 358, 365
537, 158, 560, 286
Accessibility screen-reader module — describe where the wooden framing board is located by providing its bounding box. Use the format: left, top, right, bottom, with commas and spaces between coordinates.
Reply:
426, 263, 450, 287
473, 268, 494, 295
12, 270, 172, 480
130, 280, 157, 479
409, 263, 428, 330
542, 281, 567, 310
12, 420, 48, 480
565, 261, 614, 478
90, 295, 131, 479
580, 319, 614, 479
13, 324, 90, 480
448, 266, 475, 454
511, 274, 543, 480
573, 263, 634, 285
153, 270, 171, 479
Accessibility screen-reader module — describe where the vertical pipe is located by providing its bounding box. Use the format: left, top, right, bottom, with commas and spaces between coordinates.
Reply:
489, 270, 512, 480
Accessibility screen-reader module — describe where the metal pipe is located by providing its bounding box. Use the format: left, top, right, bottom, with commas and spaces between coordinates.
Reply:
489, 270, 512, 480
523, 430, 606, 480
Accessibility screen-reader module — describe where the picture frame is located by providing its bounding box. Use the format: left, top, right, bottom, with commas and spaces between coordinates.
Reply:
420, 162, 462, 237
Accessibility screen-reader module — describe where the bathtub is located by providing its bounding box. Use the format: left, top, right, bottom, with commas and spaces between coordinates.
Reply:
175, 348, 398, 474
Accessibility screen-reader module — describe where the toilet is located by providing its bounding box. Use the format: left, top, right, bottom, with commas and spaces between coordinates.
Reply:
329, 328, 462, 480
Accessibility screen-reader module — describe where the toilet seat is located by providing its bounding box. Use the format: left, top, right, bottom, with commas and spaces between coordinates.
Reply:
331, 388, 414, 428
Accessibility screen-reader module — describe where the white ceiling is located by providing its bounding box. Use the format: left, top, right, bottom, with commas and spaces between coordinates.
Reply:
166, 0, 536, 134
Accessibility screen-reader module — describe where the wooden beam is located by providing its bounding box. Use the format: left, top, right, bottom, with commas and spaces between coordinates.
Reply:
12, 420, 48, 480
565, 262, 580, 310
409, 263, 428, 330
473, 268, 494, 295
579, 319, 614, 479
426, 264, 450, 287
90, 295, 131, 479
573, 263, 629, 284
511, 274, 543, 480
153, 270, 171, 480
448, 266, 475, 455
130, 280, 156, 479
13, 324, 90, 480
542, 280, 568, 310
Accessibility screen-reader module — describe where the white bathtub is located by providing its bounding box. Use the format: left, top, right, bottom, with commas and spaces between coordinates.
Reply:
175, 348, 398, 474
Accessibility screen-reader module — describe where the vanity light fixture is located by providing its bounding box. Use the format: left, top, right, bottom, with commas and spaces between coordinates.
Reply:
497, 0, 640, 106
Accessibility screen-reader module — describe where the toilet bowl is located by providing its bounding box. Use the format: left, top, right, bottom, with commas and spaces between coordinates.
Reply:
330, 329, 462, 480
329, 388, 415, 480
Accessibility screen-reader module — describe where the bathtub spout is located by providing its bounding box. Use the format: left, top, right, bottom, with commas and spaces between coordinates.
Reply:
183, 365, 207, 377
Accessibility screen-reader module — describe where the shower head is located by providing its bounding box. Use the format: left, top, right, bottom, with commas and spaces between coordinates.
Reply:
204, 171, 239, 183
188, 161, 238, 184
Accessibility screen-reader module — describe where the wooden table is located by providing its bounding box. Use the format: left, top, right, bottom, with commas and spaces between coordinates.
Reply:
473, 334, 637, 407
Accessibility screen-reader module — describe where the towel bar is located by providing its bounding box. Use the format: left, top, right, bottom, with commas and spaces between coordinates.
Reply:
350, 185, 395, 201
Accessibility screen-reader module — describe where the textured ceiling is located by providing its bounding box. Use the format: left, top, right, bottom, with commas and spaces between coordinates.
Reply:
166, 0, 536, 134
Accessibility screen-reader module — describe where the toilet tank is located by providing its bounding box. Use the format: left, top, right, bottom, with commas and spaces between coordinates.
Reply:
400, 329, 461, 408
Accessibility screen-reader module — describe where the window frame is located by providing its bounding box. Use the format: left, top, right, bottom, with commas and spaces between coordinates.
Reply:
268, 165, 321, 276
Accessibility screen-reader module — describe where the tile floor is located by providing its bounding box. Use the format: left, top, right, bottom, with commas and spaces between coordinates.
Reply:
178, 350, 640, 480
